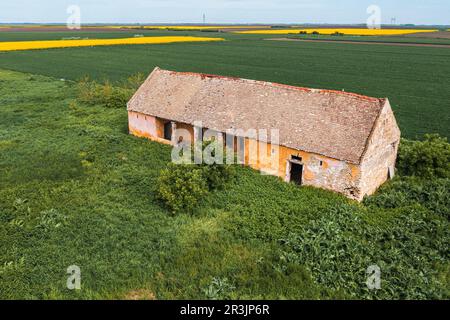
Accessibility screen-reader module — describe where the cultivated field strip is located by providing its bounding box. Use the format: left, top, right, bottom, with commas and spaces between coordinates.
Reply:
0, 36, 224, 52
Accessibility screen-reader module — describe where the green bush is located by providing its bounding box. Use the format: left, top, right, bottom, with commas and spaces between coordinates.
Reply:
201, 164, 235, 190
156, 141, 236, 213
198, 140, 236, 190
157, 163, 209, 214
76, 73, 145, 108
397, 134, 450, 178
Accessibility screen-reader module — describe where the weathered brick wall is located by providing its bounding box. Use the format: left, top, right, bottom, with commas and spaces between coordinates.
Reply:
360, 100, 401, 197
276, 145, 362, 200
301, 155, 362, 200
244, 140, 363, 200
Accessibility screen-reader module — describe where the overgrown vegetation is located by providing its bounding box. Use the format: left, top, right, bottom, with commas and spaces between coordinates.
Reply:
157, 163, 210, 213
76, 73, 145, 108
157, 141, 235, 213
0, 70, 448, 300
397, 134, 450, 178
279, 200, 449, 299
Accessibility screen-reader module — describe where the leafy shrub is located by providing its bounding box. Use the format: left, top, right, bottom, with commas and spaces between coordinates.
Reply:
198, 140, 236, 190
201, 164, 235, 190
157, 141, 236, 213
157, 163, 209, 214
397, 134, 450, 178
76, 73, 145, 108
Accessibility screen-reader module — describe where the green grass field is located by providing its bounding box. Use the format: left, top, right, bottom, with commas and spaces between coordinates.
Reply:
0, 29, 264, 42
0, 31, 448, 139
0, 69, 448, 300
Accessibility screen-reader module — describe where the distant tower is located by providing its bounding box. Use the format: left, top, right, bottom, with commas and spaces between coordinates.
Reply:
391, 17, 397, 25
203, 13, 206, 25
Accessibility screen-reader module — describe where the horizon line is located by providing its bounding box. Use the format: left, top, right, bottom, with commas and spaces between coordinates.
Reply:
1, 22, 448, 27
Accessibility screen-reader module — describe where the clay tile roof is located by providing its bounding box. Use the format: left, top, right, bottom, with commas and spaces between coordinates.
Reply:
128, 67, 386, 164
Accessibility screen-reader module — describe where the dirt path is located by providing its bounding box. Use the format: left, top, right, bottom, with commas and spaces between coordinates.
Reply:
266, 37, 450, 48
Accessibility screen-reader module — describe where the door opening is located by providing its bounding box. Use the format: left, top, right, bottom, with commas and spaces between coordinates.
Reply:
164, 122, 172, 141
290, 162, 303, 185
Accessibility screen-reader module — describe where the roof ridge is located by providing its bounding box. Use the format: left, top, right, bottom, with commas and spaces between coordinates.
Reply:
163, 68, 382, 103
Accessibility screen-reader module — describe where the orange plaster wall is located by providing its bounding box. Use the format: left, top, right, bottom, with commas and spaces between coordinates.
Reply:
242, 138, 362, 200
128, 111, 363, 200
128, 111, 172, 145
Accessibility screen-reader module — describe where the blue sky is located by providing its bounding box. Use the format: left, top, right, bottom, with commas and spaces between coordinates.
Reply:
0, 0, 448, 25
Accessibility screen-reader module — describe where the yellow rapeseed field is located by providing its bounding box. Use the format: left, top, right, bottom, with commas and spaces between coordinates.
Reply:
236, 28, 438, 36
0, 36, 224, 52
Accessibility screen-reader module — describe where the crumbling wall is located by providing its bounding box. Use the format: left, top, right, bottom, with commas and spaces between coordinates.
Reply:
275, 145, 362, 200
302, 155, 362, 200
360, 100, 401, 197
242, 139, 363, 200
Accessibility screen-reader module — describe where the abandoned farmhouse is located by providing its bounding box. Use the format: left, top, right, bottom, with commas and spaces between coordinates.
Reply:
127, 67, 401, 201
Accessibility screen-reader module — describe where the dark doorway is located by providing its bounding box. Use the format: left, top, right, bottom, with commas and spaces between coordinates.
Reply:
290, 162, 303, 185
164, 122, 172, 141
